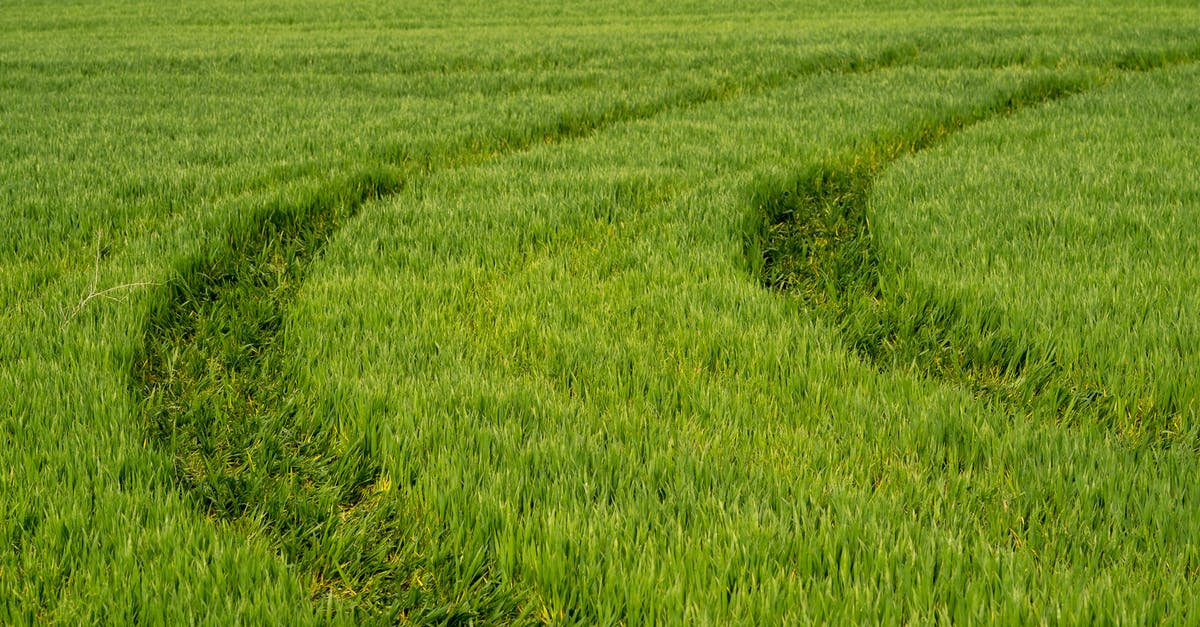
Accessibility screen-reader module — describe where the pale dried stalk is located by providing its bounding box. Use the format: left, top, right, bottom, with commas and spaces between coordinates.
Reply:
61, 228, 160, 327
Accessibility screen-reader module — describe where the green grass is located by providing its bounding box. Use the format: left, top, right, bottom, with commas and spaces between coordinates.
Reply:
870, 62, 1200, 444
3, 0, 1200, 623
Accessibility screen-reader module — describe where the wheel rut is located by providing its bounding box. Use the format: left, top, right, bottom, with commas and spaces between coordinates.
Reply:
754, 60, 1198, 445
132, 39, 1200, 620
129, 45, 933, 622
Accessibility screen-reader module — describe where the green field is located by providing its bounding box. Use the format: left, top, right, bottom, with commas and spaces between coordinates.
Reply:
4, 1, 1200, 623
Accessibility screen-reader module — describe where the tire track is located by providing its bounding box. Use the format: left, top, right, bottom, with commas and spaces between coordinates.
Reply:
129, 45, 931, 622
754, 61, 1197, 444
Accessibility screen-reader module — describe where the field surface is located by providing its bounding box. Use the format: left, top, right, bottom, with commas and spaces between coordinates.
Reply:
3, 1, 1200, 624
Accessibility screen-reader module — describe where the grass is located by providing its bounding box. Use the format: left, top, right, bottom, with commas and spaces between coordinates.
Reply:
755, 60, 1200, 445
869, 62, 1200, 445
3, 0, 1200, 623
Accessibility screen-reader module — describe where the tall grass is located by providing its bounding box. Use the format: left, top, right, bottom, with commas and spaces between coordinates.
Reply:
3, 0, 1200, 623
288, 67, 1200, 622
869, 61, 1200, 445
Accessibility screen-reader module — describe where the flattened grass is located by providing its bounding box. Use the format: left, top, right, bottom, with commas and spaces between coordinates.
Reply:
871, 62, 1200, 444
291, 67, 1200, 622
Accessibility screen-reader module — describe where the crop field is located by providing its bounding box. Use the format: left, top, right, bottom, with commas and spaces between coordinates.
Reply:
3, 0, 1200, 623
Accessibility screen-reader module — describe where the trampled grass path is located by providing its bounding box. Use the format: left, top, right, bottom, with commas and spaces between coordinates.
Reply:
132, 52, 1199, 620
130, 44, 941, 620
756, 60, 1200, 447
